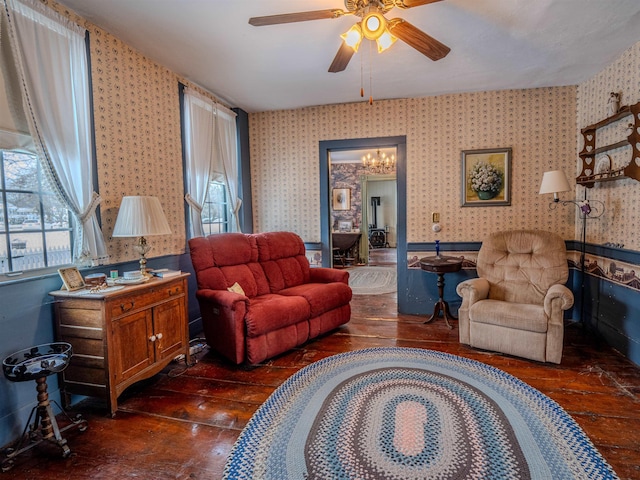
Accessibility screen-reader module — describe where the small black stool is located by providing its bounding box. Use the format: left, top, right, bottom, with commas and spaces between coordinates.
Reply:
2, 342, 87, 472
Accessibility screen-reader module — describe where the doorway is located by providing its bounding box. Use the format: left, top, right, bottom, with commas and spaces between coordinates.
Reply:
360, 173, 397, 266
319, 136, 406, 272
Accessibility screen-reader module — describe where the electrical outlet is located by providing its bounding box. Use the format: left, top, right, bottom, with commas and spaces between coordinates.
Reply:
432, 212, 440, 223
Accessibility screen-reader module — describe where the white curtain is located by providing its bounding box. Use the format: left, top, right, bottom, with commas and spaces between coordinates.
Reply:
0, 8, 34, 152
3, 0, 107, 264
215, 105, 241, 232
183, 88, 215, 238
183, 88, 240, 236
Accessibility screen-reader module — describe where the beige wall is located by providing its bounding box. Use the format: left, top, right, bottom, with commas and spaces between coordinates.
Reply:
577, 41, 640, 251
250, 87, 577, 244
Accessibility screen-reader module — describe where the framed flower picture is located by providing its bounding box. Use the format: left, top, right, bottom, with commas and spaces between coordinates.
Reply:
461, 148, 512, 207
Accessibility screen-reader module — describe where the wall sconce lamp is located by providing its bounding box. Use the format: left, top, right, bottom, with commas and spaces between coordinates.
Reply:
112, 196, 172, 275
539, 169, 604, 218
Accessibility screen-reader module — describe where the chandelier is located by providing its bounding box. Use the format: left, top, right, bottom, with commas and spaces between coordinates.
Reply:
362, 149, 395, 174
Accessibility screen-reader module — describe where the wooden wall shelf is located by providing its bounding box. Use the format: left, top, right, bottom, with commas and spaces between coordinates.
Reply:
577, 101, 640, 187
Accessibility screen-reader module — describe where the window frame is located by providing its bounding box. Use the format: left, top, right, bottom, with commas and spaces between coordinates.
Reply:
0, 149, 74, 276
201, 177, 230, 236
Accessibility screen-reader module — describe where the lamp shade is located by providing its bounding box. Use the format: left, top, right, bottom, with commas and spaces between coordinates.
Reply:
539, 170, 572, 195
112, 196, 172, 237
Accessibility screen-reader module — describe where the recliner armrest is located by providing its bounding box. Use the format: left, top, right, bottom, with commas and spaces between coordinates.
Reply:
456, 277, 490, 307
543, 284, 574, 317
309, 267, 349, 285
196, 289, 248, 311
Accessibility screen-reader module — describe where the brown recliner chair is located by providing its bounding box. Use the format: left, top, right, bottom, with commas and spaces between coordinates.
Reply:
456, 230, 574, 364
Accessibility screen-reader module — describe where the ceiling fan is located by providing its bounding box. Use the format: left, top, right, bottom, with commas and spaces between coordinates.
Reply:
249, 0, 450, 73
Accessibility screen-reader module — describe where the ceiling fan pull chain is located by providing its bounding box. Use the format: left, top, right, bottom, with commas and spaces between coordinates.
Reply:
369, 40, 374, 105
360, 48, 365, 98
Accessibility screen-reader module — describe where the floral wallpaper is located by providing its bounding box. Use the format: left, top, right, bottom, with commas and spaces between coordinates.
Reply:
250, 87, 577, 245
576, 40, 640, 251
37, 1, 640, 262
249, 100, 406, 240
43, 0, 223, 265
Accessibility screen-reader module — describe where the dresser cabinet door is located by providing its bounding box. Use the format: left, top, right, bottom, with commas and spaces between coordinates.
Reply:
153, 297, 185, 362
111, 309, 155, 384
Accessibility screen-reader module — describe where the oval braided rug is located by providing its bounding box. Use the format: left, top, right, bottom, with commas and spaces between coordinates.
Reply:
223, 347, 618, 480
347, 266, 397, 295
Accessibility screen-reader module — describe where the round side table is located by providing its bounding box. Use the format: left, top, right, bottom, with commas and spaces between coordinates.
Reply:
2, 342, 87, 472
419, 255, 463, 329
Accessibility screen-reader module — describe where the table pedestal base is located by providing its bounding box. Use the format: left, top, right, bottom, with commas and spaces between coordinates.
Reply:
423, 272, 458, 329
1, 376, 87, 472
424, 300, 457, 329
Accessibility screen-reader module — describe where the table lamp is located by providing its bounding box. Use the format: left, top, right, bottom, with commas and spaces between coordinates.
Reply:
112, 196, 172, 274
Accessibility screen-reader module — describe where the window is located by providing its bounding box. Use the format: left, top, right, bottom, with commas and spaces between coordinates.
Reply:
0, 149, 73, 274
202, 178, 230, 235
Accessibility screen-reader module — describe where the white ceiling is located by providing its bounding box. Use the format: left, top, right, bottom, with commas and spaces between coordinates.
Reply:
55, 0, 640, 113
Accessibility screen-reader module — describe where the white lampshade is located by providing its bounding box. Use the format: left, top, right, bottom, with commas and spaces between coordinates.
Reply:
539, 170, 572, 200
112, 196, 172, 237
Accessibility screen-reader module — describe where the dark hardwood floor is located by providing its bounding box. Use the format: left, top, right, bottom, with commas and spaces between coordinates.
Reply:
3, 288, 640, 479
367, 246, 397, 266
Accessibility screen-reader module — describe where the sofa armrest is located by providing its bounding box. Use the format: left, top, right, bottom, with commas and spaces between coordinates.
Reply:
196, 289, 248, 311
456, 278, 490, 306
309, 267, 349, 285
195, 288, 249, 365
543, 284, 574, 318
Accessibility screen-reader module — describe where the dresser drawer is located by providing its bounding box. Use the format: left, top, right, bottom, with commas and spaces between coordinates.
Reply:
109, 281, 185, 318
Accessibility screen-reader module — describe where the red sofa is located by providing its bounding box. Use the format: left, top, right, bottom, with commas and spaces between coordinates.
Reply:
188, 231, 352, 364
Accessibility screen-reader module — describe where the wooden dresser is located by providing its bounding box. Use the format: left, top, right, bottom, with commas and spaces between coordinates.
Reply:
50, 273, 190, 416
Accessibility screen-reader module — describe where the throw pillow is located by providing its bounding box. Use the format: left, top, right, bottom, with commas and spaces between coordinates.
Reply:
227, 282, 245, 296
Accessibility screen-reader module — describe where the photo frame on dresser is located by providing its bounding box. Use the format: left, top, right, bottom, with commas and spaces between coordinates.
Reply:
58, 267, 86, 291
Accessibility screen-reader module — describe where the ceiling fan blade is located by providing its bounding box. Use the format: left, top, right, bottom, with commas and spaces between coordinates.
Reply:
388, 19, 450, 61
396, 0, 444, 8
249, 9, 347, 26
328, 42, 355, 73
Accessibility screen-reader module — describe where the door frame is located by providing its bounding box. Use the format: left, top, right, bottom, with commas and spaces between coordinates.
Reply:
319, 136, 406, 268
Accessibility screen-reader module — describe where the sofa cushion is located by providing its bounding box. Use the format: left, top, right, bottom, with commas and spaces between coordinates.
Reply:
189, 233, 270, 297
469, 299, 548, 333
254, 231, 306, 260
254, 232, 311, 291
245, 294, 311, 337
280, 282, 353, 317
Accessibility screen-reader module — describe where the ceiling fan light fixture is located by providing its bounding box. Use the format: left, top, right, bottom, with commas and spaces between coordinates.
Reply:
361, 10, 386, 40
341, 23, 363, 51
376, 28, 397, 52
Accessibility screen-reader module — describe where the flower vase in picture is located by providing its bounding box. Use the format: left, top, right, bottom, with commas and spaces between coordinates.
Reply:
469, 160, 503, 200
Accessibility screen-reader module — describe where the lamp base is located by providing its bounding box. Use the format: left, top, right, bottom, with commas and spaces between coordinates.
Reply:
134, 236, 152, 276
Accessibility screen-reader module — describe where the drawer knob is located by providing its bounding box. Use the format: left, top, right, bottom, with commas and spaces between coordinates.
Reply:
149, 335, 157, 342
156, 333, 163, 340
120, 301, 135, 312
